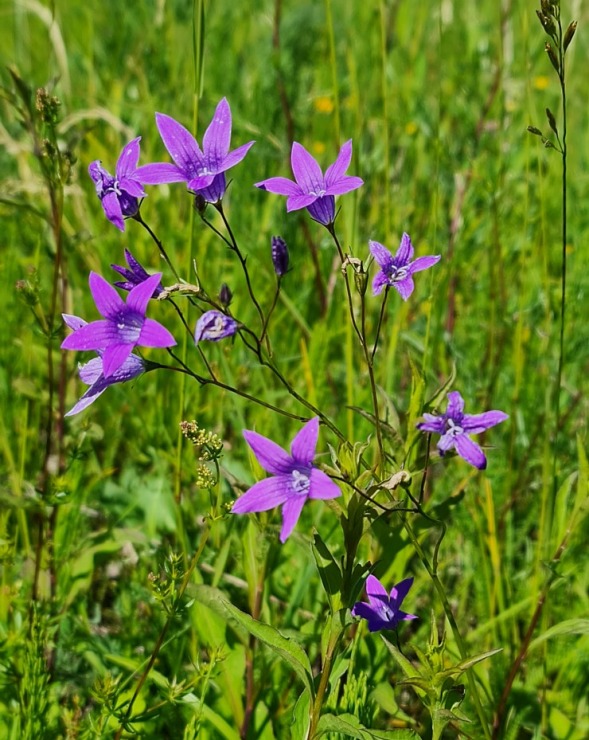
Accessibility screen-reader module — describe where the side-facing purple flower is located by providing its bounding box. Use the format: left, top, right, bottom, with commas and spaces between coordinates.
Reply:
88, 137, 147, 231
417, 391, 508, 470
195, 310, 239, 343
61, 272, 176, 379
370, 234, 440, 300
136, 98, 255, 204
256, 140, 363, 226
271, 236, 289, 277
62, 315, 145, 416
111, 249, 163, 297
351, 575, 417, 632
232, 417, 341, 542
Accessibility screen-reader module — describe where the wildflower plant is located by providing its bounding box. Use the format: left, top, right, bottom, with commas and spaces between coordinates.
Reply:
16, 31, 585, 733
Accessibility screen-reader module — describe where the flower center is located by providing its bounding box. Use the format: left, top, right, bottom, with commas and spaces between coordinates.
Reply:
113, 310, 143, 343
290, 468, 311, 495
387, 265, 409, 283
444, 418, 464, 437
197, 166, 212, 177
308, 188, 326, 197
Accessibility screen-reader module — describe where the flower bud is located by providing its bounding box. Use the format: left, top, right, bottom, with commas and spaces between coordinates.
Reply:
271, 236, 289, 277
218, 283, 233, 307
564, 21, 577, 51
545, 42, 560, 73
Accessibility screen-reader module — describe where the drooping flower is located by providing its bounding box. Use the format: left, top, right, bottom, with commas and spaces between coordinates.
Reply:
271, 236, 289, 277
195, 310, 239, 343
88, 137, 147, 231
255, 140, 363, 226
62, 314, 145, 416
370, 234, 440, 300
136, 98, 255, 204
351, 575, 417, 632
111, 249, 163, 297
61, 272, 176, 379
231, 417, 341, 542
417, 391, 508, 470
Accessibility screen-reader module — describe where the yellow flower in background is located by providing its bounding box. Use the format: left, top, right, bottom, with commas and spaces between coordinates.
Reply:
314, 96, 334, 114
312, 141, 326, 156
405, 121, 418, 136
534, 75, 550, 90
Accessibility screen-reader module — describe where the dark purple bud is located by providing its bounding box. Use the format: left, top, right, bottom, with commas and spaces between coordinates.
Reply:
271, 236, 289, 277
218, 283, 233, 307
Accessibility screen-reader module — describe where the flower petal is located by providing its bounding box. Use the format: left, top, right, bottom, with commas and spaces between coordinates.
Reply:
390, 577, 414, 608
369, 241, 394, 270
290, 142, 324, 194
102, 342, 134, 378
408, 255, 441, 273
218, 140, 255, 172
446, 391, 465, 418
286, 193, 318, 212
187, 174, 216, 191
89, 272, 125, 319
324, 139, 352, 187
116, 137, 141, 179
118, 176, 146, 199
136, 162, 187, 185
416, 414, 445, 434
138, 318, 176, 348
350, 602, 387, 632
462, 410, 509, 434
395, 232, 414, 265
366, 574, 388, 606
308, 468, 341, 500
78, 357, 104, 385
61, 319, 113, 351
231, 476, 291, 514
279, 495, 306, 542
255, 176, 302, 196
155, 113, 204, 175
290, 417, 319, 464
62, 314, 87, 332
437, 431, 457, 454
127, 273, 163, 315
393, 276, 415, 301
454, 434, 487, 469
65, 384, 107, 416
202, 98, 232, 168
243, 430, 294, 475
372, 271, 389, 296
324, 175, 364, 196
101, 191, 125, 231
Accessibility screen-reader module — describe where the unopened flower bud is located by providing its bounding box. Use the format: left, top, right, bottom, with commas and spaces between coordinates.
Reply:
194, 193, 207, 214
218, 283, 232, 307
564, 21, 577, 51
271, 236, 289, 277
545, 42, 560, 73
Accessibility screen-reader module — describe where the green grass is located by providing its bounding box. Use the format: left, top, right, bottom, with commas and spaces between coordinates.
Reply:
1, 0, 589, 737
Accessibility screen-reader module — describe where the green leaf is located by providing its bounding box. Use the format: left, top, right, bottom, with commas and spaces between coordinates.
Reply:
312, 532, 343, 603
291, 689, 311, 739
381, 636, 422, 680
316, 712, 420, 739
193, 584, 314, 697
528, 619, 589, 653
448, 646, 503, 674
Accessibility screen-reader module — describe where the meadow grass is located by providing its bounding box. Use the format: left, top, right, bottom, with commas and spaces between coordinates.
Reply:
1, 0, 589, 737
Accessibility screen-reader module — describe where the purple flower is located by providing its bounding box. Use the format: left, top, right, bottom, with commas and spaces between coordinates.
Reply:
231, 417, 341, 542
255, 140, 363, 226
417, 391, 508, 470
271, 236, 289, 277
136, 98, 255, 204
370, 234, 440, 300
351, 575, 417, 632
62, 314, 145, 416
88, 137, 147, 231
195, 310, 239, 343
111, 249, 164, 297
61, 272, 176, 379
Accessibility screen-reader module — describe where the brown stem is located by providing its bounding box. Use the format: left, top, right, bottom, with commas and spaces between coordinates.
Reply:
240, 577, 265, 739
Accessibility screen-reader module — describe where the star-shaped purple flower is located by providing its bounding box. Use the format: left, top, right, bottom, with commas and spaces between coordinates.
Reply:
62, 315, 145, 416
255, 140, 363, 226
351, 575, 417, 632
61, 272, 176, 379
136, 98, 255, 204
195, 310, 239, 343
88, 137, 147, 231
231, 417, 341, 542
111, 249, 163, 297
370, 234, 440, 300
417, 391, 508, 470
